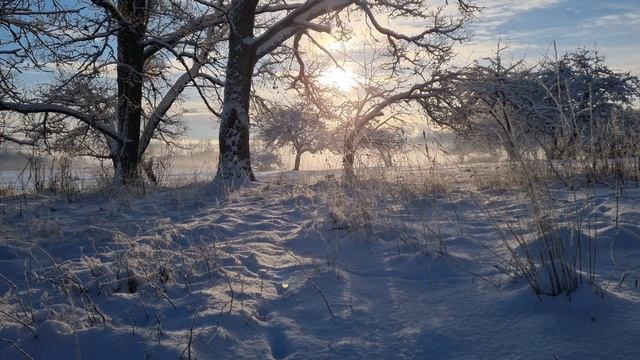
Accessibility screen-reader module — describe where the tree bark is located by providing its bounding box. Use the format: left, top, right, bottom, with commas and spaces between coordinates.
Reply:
293, 150, 302, 171
504, 139, 521, 163
214, 0, 259, 182
381, 153, 393, 167
114, 0, 148, 185
343, 132, 356, 182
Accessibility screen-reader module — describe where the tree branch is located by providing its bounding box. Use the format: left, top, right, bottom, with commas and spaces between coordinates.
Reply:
0, 101, 122, 144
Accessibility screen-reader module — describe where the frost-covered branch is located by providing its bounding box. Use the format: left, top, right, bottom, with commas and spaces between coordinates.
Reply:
0, 100, 122, 144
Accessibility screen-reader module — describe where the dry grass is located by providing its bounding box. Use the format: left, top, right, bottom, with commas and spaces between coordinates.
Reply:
480, 155, 604, 296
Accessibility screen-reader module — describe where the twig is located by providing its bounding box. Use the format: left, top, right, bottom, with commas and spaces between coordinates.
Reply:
0, 310, 36, 337
0, 273, 33, 323
284, 250, 334, 317
0, 337, 34, 360
181, 306, 204, 360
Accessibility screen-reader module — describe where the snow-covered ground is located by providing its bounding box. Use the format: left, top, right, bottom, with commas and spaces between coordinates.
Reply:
0, 166, 639, 359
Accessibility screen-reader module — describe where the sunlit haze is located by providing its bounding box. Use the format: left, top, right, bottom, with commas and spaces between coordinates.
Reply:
318, 67, 359, 92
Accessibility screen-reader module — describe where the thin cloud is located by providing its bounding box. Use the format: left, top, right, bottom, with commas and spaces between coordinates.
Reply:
471, 0, 566, 36
584, 12, 640, 29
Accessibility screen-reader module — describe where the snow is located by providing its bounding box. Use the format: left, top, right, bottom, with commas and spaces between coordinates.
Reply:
1, 166, 639, 359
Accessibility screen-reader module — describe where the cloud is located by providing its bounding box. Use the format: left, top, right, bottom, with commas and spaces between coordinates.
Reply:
584, 12, 640, 30
471, 0, 566, 37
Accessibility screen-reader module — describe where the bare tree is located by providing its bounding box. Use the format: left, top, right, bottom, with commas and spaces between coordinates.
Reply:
339, 72, 465, 179
251, 147, 284, 171
538, 47, 640, 160
456, 46, 640, 165
213, 0, 476, 183
257, 102, 328, 171
457, 46, 550, 162
0, 0, 230, 184
358, 127, 407, 168
306, 36, 467, 180
329, 121, 407, 169
1, 1, 475, 186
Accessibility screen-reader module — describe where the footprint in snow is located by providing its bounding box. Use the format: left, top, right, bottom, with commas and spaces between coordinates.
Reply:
268, 327, 290, 359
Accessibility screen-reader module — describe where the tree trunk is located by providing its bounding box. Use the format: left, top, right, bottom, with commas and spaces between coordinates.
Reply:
293, 150, 302, 171
214, 0, 259, 183
504, 134, 521, 163
343, 132, 356, 182
380, 151, 393, 167
505, 144, 520, 163
114, 0, 147, 185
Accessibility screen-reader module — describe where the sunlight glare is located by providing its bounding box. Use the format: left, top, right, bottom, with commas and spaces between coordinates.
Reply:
319, 67, 358, 91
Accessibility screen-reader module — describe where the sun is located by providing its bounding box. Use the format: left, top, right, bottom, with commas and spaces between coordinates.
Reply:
319, 67, 358, 91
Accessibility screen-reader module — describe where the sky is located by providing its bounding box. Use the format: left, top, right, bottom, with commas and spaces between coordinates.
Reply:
8, 1, 637, 140
181, 0, 640, 139
460, 0, 640, 72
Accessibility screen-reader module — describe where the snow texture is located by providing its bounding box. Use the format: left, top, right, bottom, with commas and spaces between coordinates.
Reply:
0, 168, 639, 359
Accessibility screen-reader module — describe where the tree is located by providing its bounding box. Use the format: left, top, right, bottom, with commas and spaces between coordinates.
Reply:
355, 126, 407, 168
538, 47, 640, 160
251, 148, 284, 171
257, 102, 327, 171
454, 46, 640, 164
1, 1, 476, 185
310, 38, 467, 180
0, 0, 230, 184
457, 46, 551, 162
213, 0, 476, 183
338, 71, 465, 179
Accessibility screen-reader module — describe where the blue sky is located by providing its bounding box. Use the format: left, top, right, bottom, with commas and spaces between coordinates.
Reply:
463, 0, 640, 73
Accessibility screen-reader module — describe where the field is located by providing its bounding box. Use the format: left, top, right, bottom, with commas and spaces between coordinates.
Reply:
1, 163, 639, 359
